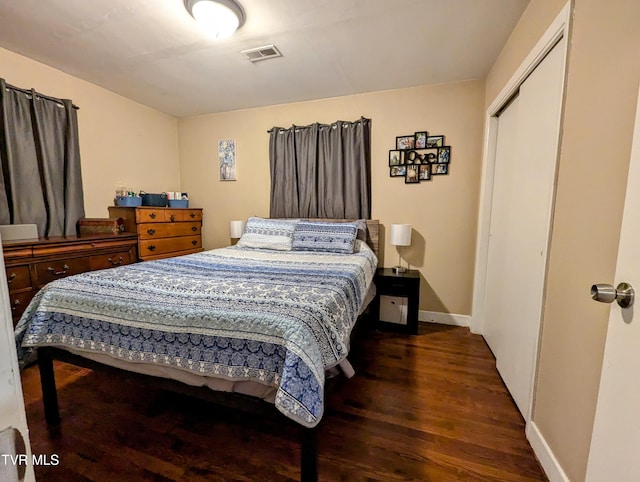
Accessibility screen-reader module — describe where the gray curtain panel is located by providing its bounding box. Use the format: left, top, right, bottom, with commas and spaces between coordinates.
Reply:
269, 117, 371, 219
0, 79, 85, 237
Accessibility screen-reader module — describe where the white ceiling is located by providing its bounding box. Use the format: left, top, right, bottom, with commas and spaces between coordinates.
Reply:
0, 0, 529, 118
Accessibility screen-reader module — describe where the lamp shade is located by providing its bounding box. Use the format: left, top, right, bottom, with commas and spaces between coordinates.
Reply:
390, 224, 412, 246
184, 0, 245, 38
229, 220, 246, 239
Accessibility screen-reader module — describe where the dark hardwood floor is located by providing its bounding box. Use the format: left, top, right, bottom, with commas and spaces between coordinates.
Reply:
20, 323, 547, 481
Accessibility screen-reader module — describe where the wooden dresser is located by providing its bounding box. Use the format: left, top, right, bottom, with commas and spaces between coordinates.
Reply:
108, 206, 203, 261
3, 233, 138, 326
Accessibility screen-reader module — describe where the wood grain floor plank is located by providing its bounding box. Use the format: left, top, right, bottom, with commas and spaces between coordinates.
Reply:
20, 323, 547, 481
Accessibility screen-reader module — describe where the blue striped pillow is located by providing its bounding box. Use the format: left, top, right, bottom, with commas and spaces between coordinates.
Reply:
292, 221, 358, 254
237, 217, 297, 251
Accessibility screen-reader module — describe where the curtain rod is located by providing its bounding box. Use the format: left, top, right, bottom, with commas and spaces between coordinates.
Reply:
267, 117, 370, 133
5, 82, 79, 110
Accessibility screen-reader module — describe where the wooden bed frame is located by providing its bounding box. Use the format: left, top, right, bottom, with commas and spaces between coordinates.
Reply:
35, 219, 380, 482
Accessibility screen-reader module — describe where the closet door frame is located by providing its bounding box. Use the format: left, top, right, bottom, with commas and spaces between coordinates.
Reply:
472, 3, 570, 335
470, 3, 570, 409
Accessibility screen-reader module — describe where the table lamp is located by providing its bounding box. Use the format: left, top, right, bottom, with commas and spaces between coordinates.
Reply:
229, 220, 246, 244
390, 223, 412, 273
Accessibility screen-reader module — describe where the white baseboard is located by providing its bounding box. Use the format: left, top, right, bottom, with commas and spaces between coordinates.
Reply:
526, 421, 570, 482
419, 310, 470, 327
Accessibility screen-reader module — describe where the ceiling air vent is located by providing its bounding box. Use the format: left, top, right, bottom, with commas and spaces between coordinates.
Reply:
241, 45, 282, 63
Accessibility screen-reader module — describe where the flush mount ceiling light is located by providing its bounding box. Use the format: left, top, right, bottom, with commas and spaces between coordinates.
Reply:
184, 0, 245, 38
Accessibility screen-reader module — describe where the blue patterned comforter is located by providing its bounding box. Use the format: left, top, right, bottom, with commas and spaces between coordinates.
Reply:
15, 241, 377, 427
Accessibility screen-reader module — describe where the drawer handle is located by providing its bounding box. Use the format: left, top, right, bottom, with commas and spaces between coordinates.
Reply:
12, 299, 20, 311
192, 240, 198, 246
148, 245, 156, 252
147, 228, 156, 235
47, 264, 70, 276
8, 272, 17, 284
170, 214, 175, 222
150, 213, 156, 219
190, 213, 195, 218
191, 226, 197, 232
108, 256, 123, 266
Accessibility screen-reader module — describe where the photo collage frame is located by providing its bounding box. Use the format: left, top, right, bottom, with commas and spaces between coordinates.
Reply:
389, 131, 451, 184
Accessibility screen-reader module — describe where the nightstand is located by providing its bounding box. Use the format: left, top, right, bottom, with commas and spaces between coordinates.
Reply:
373, 268, 420, 334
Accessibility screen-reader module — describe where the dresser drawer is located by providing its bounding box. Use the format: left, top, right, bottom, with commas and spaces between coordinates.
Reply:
180, 209, 202, 222
107, 206, 203, 263
11, 289, 35, 325
164, 210, 182, 223
4, 233, 139, 323
138, 222, 201, 240
162, 209, 203, 223
135, 209, 165, 223
139, 235, 202, 258
35, 257, 91, 287
89, 251, 134, 271
6, 264, 31, 291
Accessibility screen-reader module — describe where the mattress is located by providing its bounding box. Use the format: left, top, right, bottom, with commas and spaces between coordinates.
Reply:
15, 240, 378, 427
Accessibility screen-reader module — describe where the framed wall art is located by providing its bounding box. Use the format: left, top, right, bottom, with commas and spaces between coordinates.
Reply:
437, 146, 451, 163
405, 165, 419, 184
418, 164, 431, 181
396, 135, 415, 150
431, 163, 449, 175
389, 150, 402, 166
387, 130, 451, 184
415, 131, 428, 149
219, 139, 237, 181
426, 135, 444, 148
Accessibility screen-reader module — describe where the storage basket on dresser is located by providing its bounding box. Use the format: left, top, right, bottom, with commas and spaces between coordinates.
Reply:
108, 206, 203, 261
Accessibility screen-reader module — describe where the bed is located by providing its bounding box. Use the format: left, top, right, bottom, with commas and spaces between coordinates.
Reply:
15, 218, 379, 481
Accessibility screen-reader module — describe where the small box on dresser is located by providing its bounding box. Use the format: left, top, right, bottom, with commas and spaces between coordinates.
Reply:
108, 206, 203, 261
76, 217, 125, 236
373, 267, 420, 334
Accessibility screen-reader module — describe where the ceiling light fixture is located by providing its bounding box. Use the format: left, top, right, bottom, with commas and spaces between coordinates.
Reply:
184, 0, 245, 39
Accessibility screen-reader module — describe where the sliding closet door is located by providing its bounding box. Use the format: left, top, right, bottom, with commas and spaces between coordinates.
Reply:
483, 94, 520, 358
483, 37, 565, 420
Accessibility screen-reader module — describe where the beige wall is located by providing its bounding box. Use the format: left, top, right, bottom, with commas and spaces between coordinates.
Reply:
485, 0, 568, 109
0, 47, 180, 218
486, 0, 640, 479
178, 81, 485, 316
9, 2, 640, 478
